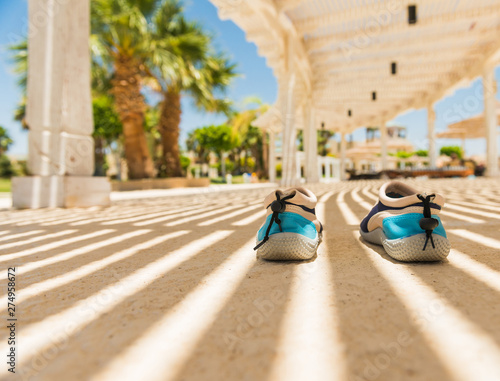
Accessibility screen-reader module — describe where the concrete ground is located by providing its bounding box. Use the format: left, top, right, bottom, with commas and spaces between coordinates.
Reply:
0, 178, 499, 381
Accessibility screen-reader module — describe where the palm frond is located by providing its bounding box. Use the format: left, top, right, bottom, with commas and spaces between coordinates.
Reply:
7, 39, 28, 91
14, 98, 29, 130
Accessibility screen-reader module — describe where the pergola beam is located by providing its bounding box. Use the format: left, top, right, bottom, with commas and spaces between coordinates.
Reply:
314, 63, 473, 81
312, 57, 476, 79
311, 51, 482, 70
304, 15, 500, 53
275, 0, 306, 13
314, 72, 467, 91
308, 36, 497, 66
297, 3, 500, 35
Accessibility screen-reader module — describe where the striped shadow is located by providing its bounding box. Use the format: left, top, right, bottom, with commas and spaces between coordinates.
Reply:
0, 230, 233, 378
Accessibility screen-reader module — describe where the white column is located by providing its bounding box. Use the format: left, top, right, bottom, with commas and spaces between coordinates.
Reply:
304, 104, 319, 183
280, 32, 299, 188
484, 66, 499, 177
325, 160, 331, 179
380, 121, 388, 170
318, 157, 323, 181
296, 151, 302, 180
12, 0, 110, 208
333, 159, 340, 179
340, 132, 347, 180
428, 106, 437, 168
268, 130, 277, 183
280, 74, 297, 187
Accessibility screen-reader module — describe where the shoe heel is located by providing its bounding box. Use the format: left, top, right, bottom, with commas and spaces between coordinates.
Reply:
382, 233, 451, 262
257, 232, 320, 261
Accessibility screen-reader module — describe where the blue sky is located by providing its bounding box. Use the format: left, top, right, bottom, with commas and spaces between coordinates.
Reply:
0, 0, 498, 157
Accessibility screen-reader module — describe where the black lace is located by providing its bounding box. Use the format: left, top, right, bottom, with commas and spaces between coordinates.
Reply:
254, 192, 294, 250
417, 193, 439, 251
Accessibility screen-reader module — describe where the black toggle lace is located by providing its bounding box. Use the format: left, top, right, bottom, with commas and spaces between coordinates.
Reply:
254, 192, 294, 251
417, 193, 439, 251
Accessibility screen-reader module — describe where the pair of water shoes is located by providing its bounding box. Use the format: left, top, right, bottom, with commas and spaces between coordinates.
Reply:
254, 181, 451, 262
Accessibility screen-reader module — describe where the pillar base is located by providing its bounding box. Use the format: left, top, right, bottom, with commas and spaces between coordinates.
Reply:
12, 176, 111, 208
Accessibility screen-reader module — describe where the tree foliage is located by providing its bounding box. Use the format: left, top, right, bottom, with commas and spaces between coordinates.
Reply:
440, 146, 463, 159
415, 149, 428, 157
297, 129, 335, 156
92, 96, 122, 142
189, 125, 239, 157
148, 0, 237, 177
0, 127, 13, 156
395, 151, 413, 159
0, 156, 15, 178
8, 41, 28, 130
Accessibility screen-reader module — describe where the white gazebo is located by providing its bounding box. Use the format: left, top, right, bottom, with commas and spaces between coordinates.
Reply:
210, 0, 500, 185
437, 101, 500, 152
346, 125, 415, 171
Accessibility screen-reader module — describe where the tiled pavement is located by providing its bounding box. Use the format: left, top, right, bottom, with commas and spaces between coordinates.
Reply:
1, 178, 500, 381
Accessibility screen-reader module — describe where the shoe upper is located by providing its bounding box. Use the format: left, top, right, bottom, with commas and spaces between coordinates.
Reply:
257, 187, 322, 243
360, 181, 447, 239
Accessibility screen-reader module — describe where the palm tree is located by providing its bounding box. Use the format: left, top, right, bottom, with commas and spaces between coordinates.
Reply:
227, 98, 269, 175
162, 54, 235, 177
0, 127, 13, 156
186, 129, 210, 169
149, 0, 237, 177
11, 3, 161, 179
91, 0, 162, 179
8, 40, 28, 130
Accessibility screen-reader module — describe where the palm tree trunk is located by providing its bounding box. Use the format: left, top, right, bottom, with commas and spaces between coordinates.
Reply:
220, 151, 226, 178
111, 141, 123, 180
234, 151, 241, 174
93, 136, 106, 176
111, 55, 153, 179
251, 145, 262, 173
159, 89, 182, 177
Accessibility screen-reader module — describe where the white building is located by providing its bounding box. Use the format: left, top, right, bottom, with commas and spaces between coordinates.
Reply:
346, 126, 419, 172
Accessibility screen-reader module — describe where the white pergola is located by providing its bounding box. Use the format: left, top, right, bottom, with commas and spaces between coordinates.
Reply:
210, 0, 500, 185
436, 102, 500, 149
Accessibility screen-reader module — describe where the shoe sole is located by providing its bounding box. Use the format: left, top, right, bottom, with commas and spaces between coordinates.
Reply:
360, 228, 450, 262
256, 232, 321, 261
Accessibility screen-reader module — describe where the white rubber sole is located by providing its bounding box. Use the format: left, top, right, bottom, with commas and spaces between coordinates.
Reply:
256, 232, 321, 261
360, 228, 450, 262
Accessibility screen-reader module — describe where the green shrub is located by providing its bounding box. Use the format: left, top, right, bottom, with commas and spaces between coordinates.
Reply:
180, 155, 190, 171
0, 156, 15, 178
276, 163, 282, 177
215, 159, 235, 174
239, 156, 255, 171
395, 151, 413, 159
440, 146, 463, 159
12, 160, 29, 176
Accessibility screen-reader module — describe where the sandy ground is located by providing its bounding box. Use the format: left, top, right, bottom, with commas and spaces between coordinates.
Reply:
0, 178, 499, 381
